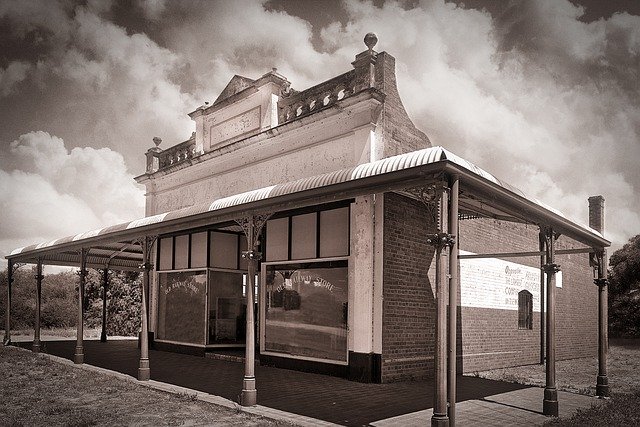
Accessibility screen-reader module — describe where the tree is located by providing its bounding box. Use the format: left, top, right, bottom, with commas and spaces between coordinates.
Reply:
608, 235, 640, 338
0, 266, 141, 336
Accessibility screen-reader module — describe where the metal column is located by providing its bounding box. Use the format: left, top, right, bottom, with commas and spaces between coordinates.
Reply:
100, 268, 109, 343
33, 259, 43, 353
138, 237, 152, 381
74, 248, 88, 364
3, 260, 12, 345
539, 234, 545, 365
241, 219, 258, 406
429, 186, 452, 427
595, 251, 610, 397
542, 228, 559, 417
448, 176, 459, 426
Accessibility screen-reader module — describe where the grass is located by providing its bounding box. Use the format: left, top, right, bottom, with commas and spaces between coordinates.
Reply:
11, 327, 105, 339
0, 345, 289, 426
476, 339, 640, 425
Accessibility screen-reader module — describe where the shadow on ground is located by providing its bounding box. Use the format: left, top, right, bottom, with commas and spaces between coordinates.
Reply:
15, 340, 528, 426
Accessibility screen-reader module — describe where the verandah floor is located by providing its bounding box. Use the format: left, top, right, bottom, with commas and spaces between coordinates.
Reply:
15, 339, 530, 425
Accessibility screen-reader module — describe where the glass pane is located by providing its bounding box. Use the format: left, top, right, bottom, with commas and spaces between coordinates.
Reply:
209, 271, 245, 344
319, 207, 349, 257
264, 261, 348, 362
210, 232, 238, 269
266, 218, 289, 261
174, 234, 189, 269
157, 271, 207, 345
291, 213, 317, 260
190, 232, 208, 268
158, 237, 173, 271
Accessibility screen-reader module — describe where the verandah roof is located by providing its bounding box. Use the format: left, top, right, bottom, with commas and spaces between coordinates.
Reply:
6, 146, 610, 269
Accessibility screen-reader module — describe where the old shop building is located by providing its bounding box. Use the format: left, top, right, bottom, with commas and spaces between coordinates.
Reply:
5, 35, 610, 424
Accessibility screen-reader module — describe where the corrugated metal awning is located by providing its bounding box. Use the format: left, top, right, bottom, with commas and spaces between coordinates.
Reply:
7, 146, 609, 267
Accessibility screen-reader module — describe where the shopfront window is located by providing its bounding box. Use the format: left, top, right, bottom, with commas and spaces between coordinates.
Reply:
157, 271, 207, 345
208, 271, 246, 344
263, 260, 348, 362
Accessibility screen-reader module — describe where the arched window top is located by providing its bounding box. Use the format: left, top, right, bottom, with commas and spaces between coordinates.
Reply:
518, 290, 533, 330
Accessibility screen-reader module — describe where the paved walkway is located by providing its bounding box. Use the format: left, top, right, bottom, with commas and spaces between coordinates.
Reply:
12, 339, 602, 426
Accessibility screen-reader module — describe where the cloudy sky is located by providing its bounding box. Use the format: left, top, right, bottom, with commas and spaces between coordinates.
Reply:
0, 0, 638, 265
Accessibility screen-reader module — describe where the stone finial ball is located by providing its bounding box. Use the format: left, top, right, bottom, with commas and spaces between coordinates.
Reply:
152, 136, 162, 147
364, 32, 378, 50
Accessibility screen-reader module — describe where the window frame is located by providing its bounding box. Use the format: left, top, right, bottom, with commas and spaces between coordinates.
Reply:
518, 289, 533, 330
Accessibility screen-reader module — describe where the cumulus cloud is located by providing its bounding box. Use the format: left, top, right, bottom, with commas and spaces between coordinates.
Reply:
0, 0, 637, 256
0, 61, 31, 96
0, 131, 145, 260
319, 0, 640, 250
1, 0, 197, 170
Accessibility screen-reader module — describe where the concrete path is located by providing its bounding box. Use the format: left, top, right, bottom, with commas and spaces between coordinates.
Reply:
371, 387, 605, 426
11, 339, 605, 426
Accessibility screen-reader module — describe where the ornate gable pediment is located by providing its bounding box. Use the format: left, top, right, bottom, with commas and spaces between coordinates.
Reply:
213, 75, 256, 106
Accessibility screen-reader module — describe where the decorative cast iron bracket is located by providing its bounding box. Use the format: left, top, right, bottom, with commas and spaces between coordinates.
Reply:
76, 248, 89, 278
241, 250, 263, 261
426, 233, 456, 249
404, 181, 448, 230
10, 262, 25, 278
32, 258, 44, 281
593, 278, 608, 287
235, 212, 273, 249
135, 236, 158, 271
541, 263, 561, 274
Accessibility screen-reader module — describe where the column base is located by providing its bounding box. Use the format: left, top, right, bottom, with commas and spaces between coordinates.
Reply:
240, 377, 257, 406
431, 414, 449, 427
74, 347, 84, 364
100, 332, 107, 343
138, 358, 150, 381
3, 336, 11, 346
32, 339, 41, 353
596, 375, 610, 398
543, 387, 558, 416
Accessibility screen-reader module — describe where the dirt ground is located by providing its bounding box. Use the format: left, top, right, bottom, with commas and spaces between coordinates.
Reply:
476, 339, 640, 395
0, 345, 289, 426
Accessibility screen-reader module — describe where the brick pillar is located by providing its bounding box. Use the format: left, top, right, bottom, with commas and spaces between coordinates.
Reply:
588, 196, 605, 233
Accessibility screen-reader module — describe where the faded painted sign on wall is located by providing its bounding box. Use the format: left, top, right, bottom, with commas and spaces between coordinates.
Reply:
459, 250, 548, 312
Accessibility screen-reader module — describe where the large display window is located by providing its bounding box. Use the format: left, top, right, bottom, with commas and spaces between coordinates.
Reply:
262, 260, 348, 363
157, 271, 207, 345
208, 271, 246, 345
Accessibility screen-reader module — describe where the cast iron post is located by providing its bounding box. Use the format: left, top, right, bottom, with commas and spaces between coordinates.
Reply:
33, 259, 43, 353
236, 213, 270, 407
138, 237, 153, 381
589, 195, 609, 398
74, 248, 88, 364
539, 233, 545, 364
3, 260, 13, 345
100, 268, 109, 343
542, 228, 559, 417
594, 251, 609, 397
447, 175, 459, 426
428, 186, 452, 427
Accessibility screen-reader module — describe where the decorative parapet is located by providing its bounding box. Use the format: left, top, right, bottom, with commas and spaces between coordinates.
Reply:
277, 66, 373, 125
145, 137, 198, 174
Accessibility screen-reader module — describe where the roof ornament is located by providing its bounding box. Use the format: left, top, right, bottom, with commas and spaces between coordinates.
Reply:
152, 137, 162, 147
364, 32, 378, 52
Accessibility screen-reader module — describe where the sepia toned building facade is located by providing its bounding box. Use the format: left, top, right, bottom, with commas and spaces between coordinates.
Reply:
5, 35, 611, 423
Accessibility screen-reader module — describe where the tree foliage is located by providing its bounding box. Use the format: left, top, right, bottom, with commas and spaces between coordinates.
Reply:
609, 234, 640, 338
0, 267, 141, 336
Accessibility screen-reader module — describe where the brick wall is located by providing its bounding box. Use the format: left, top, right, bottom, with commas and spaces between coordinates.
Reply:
374, 52, 431, 157
458, 218, 597, 373
381, 192, 437, 382
380, 207, 597, 381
